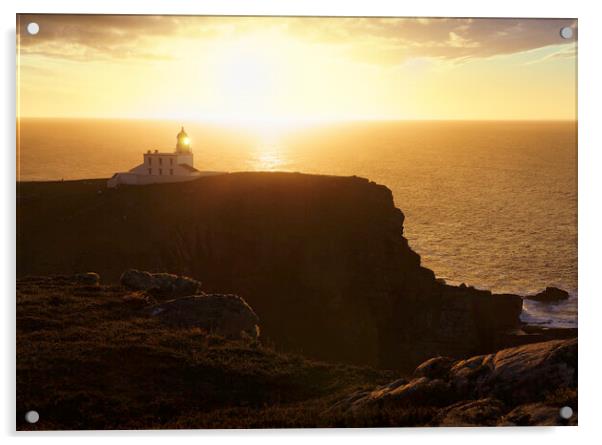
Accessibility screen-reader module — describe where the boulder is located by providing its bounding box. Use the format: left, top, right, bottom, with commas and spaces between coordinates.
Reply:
74, 272, 100, 286
413, 356, 455, 380
380, 377, 453, 408
499, 403, 576, 426
120, 269, 201, 298
436, 398, 506, 427
325, 390, 372, 415
526, 286, 570, 303
147, 294, 260, 339
328, 377, 454, 414
447, 354, 492, 397
450, 338, 577, 404
120, 269, 154, 290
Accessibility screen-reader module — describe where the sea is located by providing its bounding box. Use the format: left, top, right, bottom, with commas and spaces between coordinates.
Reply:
17, 118, 578, 328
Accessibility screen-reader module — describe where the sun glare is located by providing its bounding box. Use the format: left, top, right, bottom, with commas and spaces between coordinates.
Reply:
209, 36, 284, 117
17, 17, 577, 122
221, 48, 274, 96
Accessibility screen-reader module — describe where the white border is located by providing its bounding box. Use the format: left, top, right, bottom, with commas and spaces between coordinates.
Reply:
2, 0, 601, 443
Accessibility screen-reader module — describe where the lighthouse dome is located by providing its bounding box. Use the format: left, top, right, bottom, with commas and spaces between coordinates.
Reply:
176, 126, 191, 152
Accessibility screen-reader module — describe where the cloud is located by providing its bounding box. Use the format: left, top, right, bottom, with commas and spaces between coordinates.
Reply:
524, 44, 578, 65
17, 15, 232, 61
287, 17, 577, 64
17, 15, 577, 64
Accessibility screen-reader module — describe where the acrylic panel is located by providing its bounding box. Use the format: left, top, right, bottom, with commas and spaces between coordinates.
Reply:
16, 14, 577, 430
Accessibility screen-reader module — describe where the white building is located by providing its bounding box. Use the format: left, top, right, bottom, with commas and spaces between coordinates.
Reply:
107, 127, 212, 188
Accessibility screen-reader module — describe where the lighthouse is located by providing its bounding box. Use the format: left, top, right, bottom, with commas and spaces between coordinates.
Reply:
107, 127, 219, 188
173, 126, 193, 168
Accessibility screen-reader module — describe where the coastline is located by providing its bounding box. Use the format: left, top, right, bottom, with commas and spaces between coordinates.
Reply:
16, 172, 576, 367
16, 174, 578, 331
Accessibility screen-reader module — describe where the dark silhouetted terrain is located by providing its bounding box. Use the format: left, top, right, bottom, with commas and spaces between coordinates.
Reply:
16, 173, 577, 429
17, 276, 576, 429
17, 173, 540, 370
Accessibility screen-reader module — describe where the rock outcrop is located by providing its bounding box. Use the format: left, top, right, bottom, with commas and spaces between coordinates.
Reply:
413, 356, 455, 380
147, 294, 260, 339
120, 269, 201, 298
435, 398, 507, 426
500, 403, 575, 426
16, 173, 557, 369
74, 272, 100, 286
526, 286, 570, 303
449, 338, 576, 403
327, 338, 577, 426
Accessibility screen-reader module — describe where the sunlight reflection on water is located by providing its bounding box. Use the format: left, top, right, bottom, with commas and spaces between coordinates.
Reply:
252, 148, 286, 171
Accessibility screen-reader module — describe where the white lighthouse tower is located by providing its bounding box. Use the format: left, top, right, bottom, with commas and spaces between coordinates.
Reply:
108, 127, 218, 188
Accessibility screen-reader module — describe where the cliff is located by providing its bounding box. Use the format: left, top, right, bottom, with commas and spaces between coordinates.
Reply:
18, 172, 526, 369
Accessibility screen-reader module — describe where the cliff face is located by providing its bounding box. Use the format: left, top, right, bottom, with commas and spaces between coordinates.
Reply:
17, 172, 522, 369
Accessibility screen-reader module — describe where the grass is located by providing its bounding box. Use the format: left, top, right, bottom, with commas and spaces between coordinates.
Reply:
17, 276, 399, 430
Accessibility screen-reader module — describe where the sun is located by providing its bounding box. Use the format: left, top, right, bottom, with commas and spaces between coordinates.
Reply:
211, 38, 281, 116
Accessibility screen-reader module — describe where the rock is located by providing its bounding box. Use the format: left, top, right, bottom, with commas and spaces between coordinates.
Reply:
120, 269, 201, 298
382, 377, 408, 391
391, 283, 525, 370
327, 338, 577, 425
329, 377, 454, 415
413, 356, 455, 380
447, 354, 491, 398
150, 273, 201, 297
450, 338, 577, 404
436, 398, 506, 426
147, 294, 260, 339
381, 377, 453, 408
325, 390, 372, 414
120, 269, 154, 289
499, 403, 576, 426
526, 286, 570, 303
122, 291, 156, 307
74, 272, 100, 286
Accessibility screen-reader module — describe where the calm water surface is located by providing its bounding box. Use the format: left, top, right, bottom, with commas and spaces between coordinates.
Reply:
17, 119, 577, 327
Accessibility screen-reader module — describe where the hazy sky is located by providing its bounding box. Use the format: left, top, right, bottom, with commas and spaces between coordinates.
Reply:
17, 15, 577, 121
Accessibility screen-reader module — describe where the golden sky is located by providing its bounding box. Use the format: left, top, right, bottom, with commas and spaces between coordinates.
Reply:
17, 15, 577, 121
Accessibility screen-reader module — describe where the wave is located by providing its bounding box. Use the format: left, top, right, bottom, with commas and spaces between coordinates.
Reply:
520, 293, 578, 328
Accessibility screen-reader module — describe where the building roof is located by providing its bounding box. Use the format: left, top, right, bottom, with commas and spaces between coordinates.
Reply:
145, 151, 177, 156
179, 164, 200, 173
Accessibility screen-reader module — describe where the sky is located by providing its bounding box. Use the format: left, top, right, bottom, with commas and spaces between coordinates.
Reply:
17, 15, 577, 121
